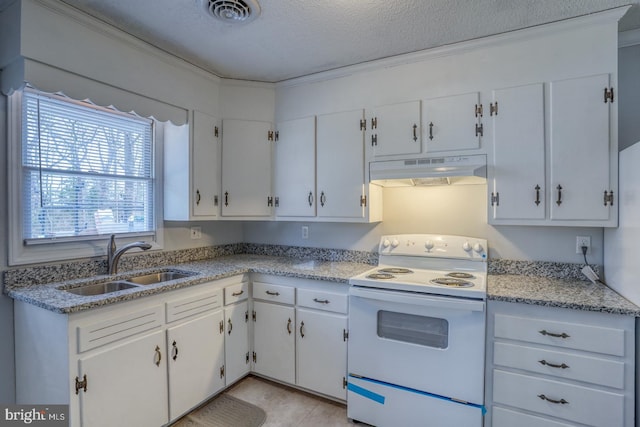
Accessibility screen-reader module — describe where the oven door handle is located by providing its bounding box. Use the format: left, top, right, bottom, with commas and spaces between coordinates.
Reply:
349, 286, 485, 312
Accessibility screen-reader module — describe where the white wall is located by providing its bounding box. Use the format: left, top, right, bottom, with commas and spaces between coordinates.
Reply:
619, 43, 640, 150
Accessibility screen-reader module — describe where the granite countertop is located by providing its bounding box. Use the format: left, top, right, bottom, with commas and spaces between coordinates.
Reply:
4, 254, 374, 314
488, 274, 640, 316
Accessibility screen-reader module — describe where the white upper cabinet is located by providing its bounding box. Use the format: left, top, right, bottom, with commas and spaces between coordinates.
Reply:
370, 101, 421, 157
549, 74, 613, 222
316, 109, 367, 220
490, 83, 546, 221
164, 110, 220, 220
274, 116, 316, 218
221, 119, 273, 217
423, 92, 482, 153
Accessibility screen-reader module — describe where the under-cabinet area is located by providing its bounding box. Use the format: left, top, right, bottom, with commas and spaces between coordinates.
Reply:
484, 300, 636, 427
13, 273, 349, 427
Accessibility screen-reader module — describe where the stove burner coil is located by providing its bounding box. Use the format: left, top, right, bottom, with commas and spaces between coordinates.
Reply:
431, 278, 474, 287
446, 272, 475, 279
378, 268, 413, 274
367, 273, 396, 280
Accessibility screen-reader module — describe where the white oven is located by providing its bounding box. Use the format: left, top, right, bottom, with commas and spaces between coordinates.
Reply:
347, 234, 488, 427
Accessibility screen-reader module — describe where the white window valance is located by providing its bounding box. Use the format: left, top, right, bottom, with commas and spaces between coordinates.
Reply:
1, 58, 188, 125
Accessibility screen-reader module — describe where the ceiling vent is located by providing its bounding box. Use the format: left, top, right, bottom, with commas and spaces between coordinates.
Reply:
200, 0, 261, 24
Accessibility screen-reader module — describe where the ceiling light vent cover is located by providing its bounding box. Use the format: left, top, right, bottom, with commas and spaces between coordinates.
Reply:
201, 0, 261, 24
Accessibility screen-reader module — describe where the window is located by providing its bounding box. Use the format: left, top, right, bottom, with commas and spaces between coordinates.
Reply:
9, 88, 163, 264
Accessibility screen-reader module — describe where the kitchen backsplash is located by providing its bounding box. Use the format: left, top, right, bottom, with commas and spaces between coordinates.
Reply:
3, 243, 596, 288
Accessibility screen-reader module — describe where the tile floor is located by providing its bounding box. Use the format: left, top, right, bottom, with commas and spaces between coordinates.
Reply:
224, 375, 361, 427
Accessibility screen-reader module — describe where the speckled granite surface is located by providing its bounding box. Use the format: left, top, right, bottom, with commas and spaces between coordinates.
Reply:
4, 254, 374, 314
488, 259, 601, 281
488, 274, 640, 316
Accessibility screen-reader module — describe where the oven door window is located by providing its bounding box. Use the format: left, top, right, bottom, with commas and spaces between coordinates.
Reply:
377, 310, 449, 349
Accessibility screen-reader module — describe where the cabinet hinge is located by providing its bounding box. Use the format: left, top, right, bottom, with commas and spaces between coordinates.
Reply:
75, 375, 87, 395
475, 104, 483, 118
491, 192, 499, 207
274, 197, 280, 207
604, 87, 614, 103
359, 119, 366, 131
604, 190, 614, 206
252, 310, 256, 321
246, 351, 250, 364
267, 196, 274, 207
343, 329, 349, 342
360, 195, 367, 207
220, 365, 225, 378
214, 126, 219, 138
268, 130, 279, 141
219, 320, 224, 334
253, 351, 257, 363
490, 102, 498, 116
343, 376, 348, 389
214, 195, 219, 206
371, 134, 377, 147
371, 117, 378, 129
475, 123, 483, 137
245, 310, 249, 322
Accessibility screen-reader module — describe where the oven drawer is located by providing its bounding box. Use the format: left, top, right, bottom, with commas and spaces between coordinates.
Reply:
297, 288, 347, 314
494, 313, 625, 356
493, 406, 575, 427
493, 370, 624, 427
253, 282, 295, 305
493, 341, 625, 389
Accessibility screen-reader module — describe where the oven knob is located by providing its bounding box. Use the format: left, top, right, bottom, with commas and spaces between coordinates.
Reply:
391, 239, 400, 248
463, 242, 472, 252
382, 239, 391, 248
425, 240, 435, 251
473, 243, 484, 253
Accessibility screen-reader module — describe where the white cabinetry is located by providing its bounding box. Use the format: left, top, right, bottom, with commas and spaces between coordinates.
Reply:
164, 110, 220, 220
489, 75, 617, 226
370, 101, 421, 157
224, 281, 251, 386
221, 119, 273, 217
423, 92, 482, 153
485, 300, 635, 427
273, 116, 316, 218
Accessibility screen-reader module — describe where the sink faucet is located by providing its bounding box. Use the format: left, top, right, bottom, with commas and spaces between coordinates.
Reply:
107, 234, 152, 274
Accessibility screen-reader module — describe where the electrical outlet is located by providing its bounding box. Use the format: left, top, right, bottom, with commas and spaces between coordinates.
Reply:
301, 226, 309, 239
576, 235, 591, 254
190, 226, 202, 240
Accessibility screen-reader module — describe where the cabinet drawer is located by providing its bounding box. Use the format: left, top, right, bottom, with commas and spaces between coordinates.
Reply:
253, 282, 295, 305
493, 370, 624, 427
493, 406, 575, 427
224, 281, 249, 305
494, 313, 625, 356
297, 288, 347, 314
78, 305, 163, 352
166, 290, 222, 323
494, 341, 625, 389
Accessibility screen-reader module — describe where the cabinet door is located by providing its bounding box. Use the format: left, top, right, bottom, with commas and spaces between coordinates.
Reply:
550, 74, 612, 221
491, 84, 546, 220
167, 311, 225, 421
371, 101, 421, 157
316, 109, 365, 219
221, 119, 272, 217
424, 92, 481, 152
78, 330, 168, 427
252, 301, 295, 384
225, 300, 250, 386
297, 308, 347, 400
192, 110, 220, 217
274, 116, 316, 217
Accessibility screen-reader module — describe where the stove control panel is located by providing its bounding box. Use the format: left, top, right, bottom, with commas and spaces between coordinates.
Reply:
379, 234, 487, 260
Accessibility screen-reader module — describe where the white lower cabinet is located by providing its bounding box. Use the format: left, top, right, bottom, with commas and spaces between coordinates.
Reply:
485, 300, 635, 427
224, 281, 251, 386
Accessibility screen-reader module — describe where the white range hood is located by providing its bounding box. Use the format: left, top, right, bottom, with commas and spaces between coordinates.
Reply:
370, 154, 487, 187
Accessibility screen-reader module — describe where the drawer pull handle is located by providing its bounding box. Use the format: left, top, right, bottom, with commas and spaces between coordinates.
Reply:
266, 290, 280, 296
539, 330, 570, 339
154, 346, 162, 367
232, 290, 244, 296
287, 318, 292, 335
171, 340, 179, 361
538, 394, 568, 405
300, 321, 305, 338
539, 359, 569, 369
313, 298, 330, 304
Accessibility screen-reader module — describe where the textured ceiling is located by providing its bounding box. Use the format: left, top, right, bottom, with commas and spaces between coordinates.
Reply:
49, 0, 640, 82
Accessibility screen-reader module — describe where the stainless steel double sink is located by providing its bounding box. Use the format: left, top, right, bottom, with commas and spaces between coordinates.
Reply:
61, 270, 197, 296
